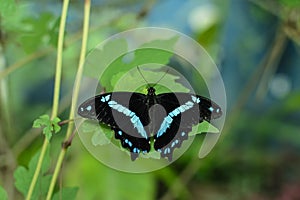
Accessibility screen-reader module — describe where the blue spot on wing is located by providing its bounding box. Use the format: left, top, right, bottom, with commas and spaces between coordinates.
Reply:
118, 131, 122, 136
101, 94, 111, 102
86, 105, 92, 111
191, 95, 200, 103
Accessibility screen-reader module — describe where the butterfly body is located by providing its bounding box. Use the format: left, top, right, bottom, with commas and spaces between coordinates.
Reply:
78, 87, 222, 161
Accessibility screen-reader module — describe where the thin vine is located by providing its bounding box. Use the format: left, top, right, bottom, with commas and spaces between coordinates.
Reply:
46, 0, 91, 199
25, 0, 70, 199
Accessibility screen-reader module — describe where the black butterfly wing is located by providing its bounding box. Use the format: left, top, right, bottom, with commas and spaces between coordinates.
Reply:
154, 93, 222, 161
113, 127, 150, 161
78, 91, 222, 161
78, 92, 151, 160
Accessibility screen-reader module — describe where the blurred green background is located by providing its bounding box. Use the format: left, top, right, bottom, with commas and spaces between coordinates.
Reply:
0, 0, 300, 199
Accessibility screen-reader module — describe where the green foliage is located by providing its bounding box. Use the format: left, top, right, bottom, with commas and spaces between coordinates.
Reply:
282, 92, 300, 113
33, 115, 61, 141
19, 13, 60, 53
190, 121, 220, 136
14, 147, 52, 199
80, 121, 113, 146
101, 37, 178, 90
0, 0, 25, 34
80, 36, 221, 160
111, 70, 190, 93
52, 187, 79, 200
14, 147, 79, 200
0, 186, 8, 200
84, 36, 179, 91
279, 0, 300, 7
84, 38, 128, 81
0, 0, 16, 18
0, 1, 299, 199
65, 154, 155, 200
91, 130, 111, 146
1, 1, 59, 53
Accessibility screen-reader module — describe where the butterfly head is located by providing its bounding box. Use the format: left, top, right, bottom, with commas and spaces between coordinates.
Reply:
147, 87, 156, 96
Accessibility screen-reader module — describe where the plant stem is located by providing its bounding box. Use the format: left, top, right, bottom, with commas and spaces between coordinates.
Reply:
0, 49, 51, 80
51, 1, 70, 119
25, 139, 48, 200
46, 0, 90, 199
26, 0, 70, 199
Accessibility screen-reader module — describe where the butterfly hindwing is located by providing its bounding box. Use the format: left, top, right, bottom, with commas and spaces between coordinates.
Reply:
113, 128, 150, 161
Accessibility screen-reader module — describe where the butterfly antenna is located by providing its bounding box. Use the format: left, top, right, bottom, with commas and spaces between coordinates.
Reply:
137, 66, 169, 87
153, 68, 169, 87
137, 66, 150, 86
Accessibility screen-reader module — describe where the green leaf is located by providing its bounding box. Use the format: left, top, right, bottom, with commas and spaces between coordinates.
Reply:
91, 131, 111, 146
33, 114, 51, 128
112, 69, 190, 93
48, 17, 60, 47
140, 151, 161, 160
80, 119, 114, 148
52, 187, 79, 200
79, 121, 112, 146
14, 147, 52, 199
190, 121, 220, 136
0, 0, 16, 18
18, 12, 60, 53
33, 115, 61, 141
84, 38, 128, 80
52, 117, 62, 133
102, 50, 177, 90
85, 36, 179, 91
140, 36, 179, 49
0, 186, 8, 200
0, 1, 27, 34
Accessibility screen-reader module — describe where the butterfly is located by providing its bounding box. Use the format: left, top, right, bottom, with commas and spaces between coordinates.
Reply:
78, 84, 222, 161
